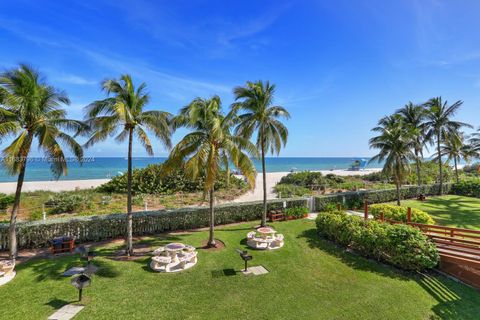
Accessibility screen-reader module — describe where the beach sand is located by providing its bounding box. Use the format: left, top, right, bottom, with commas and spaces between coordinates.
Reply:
0, 169, 381, 200
233, 168, 381, 203
0, 179, 110, 194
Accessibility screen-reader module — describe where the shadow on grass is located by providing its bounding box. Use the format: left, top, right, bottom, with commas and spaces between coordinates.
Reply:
299, 228, 413, 281
414, 196, 480, 229
417, 272, 480, 320
16, 252, 121, 282
211, 268, 237, 278
44, 298, 71, 310
300, 227, 480, 319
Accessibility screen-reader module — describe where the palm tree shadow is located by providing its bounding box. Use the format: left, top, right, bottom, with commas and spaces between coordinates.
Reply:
17, 253, 121, 282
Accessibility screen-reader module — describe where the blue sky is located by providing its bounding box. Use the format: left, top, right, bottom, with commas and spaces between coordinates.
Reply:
1, 0, 480, 157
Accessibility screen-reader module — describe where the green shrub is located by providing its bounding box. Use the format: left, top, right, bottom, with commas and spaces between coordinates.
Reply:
406, 161, 453, 185
315, 212, 439, 270
369, 204, 434, 224
274, 184, 311, 197
451, 179, 480, 197
45, 192, 92, 214
0, 193, 15, 211
97, 163, 246, 194
345, 198, 363, 210
362, 171, 389, 182
284, 206, 309, 218
324, 203, 338, 212
279, 171, 324, 189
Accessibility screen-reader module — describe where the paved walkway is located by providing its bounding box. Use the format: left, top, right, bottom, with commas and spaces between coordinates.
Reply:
48, 304, 84, 320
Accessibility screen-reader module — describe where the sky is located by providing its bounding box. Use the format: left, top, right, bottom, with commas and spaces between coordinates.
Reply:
1, 0, 480, 158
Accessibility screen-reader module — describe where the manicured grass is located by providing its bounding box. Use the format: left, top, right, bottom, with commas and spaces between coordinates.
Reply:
400, 195, 480, 230
1, 219, 479, 319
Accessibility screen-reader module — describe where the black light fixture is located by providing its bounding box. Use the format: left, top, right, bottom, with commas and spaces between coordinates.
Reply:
235, 249, 253, 272
71, 273, 91, 302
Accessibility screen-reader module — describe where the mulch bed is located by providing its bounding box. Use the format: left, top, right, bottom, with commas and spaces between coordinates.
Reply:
198, 239, 226, 252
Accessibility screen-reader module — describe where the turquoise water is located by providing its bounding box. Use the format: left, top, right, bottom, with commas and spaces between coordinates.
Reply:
0, 157, 381, 182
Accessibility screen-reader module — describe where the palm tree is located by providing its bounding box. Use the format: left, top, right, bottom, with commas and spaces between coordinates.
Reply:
233, 81, 290, 227
440, 133, 477, 183
396, 102, 427, 185
369, 118, 415, 205
164, 96, 257, 247
424, 97, 471, 193
84, 75, 172, 256
0, 64, 85, 260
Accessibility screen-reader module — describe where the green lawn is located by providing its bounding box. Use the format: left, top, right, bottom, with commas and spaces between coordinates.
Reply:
400, 195, 480, 230
1, 219, 479, 319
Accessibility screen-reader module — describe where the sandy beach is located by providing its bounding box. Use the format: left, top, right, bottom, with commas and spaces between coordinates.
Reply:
233, 168, 381, 202
0, 169, 381, 200
0, 179, 110, 194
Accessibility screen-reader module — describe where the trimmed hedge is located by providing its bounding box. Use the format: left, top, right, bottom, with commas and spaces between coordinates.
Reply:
0, 198, 307, 250
314, 184, 451, 211
369, 204, 435, 225
315, 211, 439, 271
450, 180, 480, 198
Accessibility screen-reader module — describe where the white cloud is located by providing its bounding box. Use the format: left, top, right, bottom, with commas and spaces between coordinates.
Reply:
54, 74, 96, 85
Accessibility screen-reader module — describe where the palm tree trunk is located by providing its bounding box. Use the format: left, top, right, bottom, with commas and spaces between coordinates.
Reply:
126, 128, 134, 256
415, 149, 421, 186
9, 135, 32, 261
260, 129, 267, 227
207, 188, 216, 247
437, 133, 443, 195
9, 159, 27, 262
454, 157, 459, 183
395, 177, 401, 206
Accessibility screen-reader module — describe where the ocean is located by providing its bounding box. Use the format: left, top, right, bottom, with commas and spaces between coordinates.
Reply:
0, 157, 381, 182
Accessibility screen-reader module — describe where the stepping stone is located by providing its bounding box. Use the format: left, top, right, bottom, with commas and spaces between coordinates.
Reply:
307, 213, 318, 220
241, 265, 269, 276
48, 304, 84, 320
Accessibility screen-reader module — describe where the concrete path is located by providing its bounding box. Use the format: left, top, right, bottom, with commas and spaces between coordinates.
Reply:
48, 304, 84, 320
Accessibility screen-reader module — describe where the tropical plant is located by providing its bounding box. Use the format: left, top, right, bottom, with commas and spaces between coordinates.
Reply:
396, 102, 427, 185
424, 97, 471, 193
233, 80, 290, 227
84, 75, 172, 256
439, 133, 477, 183
0, 64, 85, 260
369, 116, 415, 205
163, 96, 257, 247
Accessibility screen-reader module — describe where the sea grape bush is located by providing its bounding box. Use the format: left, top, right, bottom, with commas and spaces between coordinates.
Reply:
315, 211, 439, 271
45, 192, 92, 214
97, 164, 246, 194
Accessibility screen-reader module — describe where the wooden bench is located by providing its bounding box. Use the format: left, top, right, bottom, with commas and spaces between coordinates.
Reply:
269, 210, 285, 222
49, 236, 75, 254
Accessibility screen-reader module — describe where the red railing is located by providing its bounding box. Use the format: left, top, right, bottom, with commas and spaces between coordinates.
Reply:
366, 204, 480, 288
